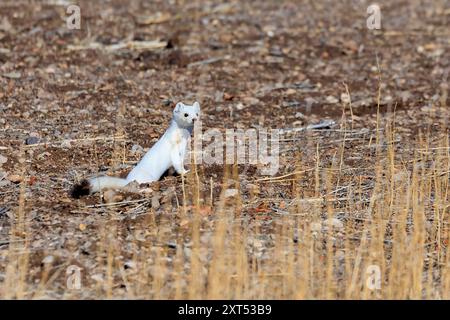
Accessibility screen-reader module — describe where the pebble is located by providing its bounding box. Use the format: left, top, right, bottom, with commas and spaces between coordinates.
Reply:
124, 261, 136, 270
285, 88, 297, 95
235, 102, 245, 110
224, 188, 239, 198
326, 95, 339, 104
2, 71, 21, 79
304, 97, 317, 107
243, 97, 260, 105
7, 174, 23, 183
42, 255, 55, 264
103, 190, 123, 203
130, 144, 144, 155
60, 140, 72, 148
295, 112, 305, 119
0, 179, 10, 187
151, 193, 161, 209
223, 92, 234, 101
91, 274, 104, 282
25, 136, 40, 145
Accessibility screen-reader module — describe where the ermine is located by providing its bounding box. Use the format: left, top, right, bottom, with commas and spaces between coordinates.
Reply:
71, 101, 200, 198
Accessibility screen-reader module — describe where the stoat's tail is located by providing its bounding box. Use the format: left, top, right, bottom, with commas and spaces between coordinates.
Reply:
71, 176, 129, 198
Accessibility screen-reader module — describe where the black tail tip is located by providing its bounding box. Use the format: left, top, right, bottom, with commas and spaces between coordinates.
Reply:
71, 179, 91, 198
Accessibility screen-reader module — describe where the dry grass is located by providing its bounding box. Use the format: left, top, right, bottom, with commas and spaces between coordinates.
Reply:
0, 0, 448, 300
1, 111, 448, 300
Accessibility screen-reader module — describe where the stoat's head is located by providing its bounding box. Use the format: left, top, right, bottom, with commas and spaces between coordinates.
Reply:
173, 101, 200, 128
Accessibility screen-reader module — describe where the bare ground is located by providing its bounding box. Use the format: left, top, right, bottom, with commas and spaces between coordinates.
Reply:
0, 0, 449, 299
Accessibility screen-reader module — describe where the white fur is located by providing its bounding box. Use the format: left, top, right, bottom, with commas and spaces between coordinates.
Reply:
86, 101, 199, 194
88, 176, 130, 193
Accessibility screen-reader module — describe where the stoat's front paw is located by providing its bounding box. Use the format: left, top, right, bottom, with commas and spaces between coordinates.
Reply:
181, 169, 190, 175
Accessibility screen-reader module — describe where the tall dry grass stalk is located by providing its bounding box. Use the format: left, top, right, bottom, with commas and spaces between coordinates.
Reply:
2, 148, 30, 299
128, 120, 446, 300
1, 116, 448, 300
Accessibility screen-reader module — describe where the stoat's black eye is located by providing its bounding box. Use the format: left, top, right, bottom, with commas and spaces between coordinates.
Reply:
184, 113, 189, 117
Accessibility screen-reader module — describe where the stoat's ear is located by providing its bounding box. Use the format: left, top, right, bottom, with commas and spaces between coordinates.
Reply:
193, 101, 200, 113
174, 102, 184, 113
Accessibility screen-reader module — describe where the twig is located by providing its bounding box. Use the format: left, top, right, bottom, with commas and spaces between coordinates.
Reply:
86, 198, 149, 208
279, 120, 337, 135
255, 169, 314, 182
67, 40, 167, 52
23, 135, 126, 149
187, 57, 224, 68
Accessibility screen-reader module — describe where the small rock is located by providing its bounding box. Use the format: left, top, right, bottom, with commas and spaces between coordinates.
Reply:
0, 179, 10, 187
223, 92, 234, 101
81, 241, 92, 251
166, 242, 177, 249
139, 187, 154, 194
304, 97, 318, 108
103, 190, 123, 203
91, 274, 104, 282
42, 255, 55, 264
130, 144, 144, 155
326, 95, 339, 104
243, 97, 260, 105
282, 101, 301, 107
7, 174, 22, 183
60, 140, 72, 148
122, 181, 139, 193
124, 260, 136, 270
37, 152, 50, 160
295, 112, 305, 119
285, 88, 297, 95
2, 72, 21, 79
383, 95, 393, 103
224, 188, 239, 198
235, 102, 245, 110
151, 193, 161, 209
0, 154, 7, 165
25, 136, 40, 145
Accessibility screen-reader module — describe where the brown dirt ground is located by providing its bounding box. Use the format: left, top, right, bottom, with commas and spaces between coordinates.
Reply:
0, 0, 449, 299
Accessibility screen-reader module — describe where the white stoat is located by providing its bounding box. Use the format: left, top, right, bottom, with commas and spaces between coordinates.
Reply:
71, 101, 200, 198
